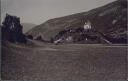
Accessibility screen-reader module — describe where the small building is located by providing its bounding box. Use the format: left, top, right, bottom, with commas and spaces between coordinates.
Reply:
84, 21, 92, 30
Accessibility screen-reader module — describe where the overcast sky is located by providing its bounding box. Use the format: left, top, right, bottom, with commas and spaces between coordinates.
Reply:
1, 0, 116, 25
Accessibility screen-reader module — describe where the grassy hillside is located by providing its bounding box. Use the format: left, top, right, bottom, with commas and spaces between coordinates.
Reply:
21, 23, 36, 33
27, 0, 127, 42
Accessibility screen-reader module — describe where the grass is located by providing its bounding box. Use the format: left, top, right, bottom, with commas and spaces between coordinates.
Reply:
1, 42, 127, 80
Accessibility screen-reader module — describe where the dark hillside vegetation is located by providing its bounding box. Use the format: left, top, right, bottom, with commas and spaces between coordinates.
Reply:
27, 0, 127, 44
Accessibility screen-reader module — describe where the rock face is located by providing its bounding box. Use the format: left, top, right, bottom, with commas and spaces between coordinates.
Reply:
27, 0, 127, 44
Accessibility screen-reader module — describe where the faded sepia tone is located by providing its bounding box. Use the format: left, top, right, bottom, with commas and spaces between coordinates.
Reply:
1, 0, 127, 80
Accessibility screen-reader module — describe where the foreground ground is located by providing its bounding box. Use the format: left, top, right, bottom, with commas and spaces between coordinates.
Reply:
1, 41, 127, 80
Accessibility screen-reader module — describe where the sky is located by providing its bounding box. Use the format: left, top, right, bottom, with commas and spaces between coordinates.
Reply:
1, 0, 116, 25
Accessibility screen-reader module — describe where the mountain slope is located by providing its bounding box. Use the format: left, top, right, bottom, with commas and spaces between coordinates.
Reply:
27, 0, 127, 44
21, 23, 36, 33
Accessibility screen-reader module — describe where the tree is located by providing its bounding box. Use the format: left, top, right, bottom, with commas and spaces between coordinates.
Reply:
1, 14, 27, 43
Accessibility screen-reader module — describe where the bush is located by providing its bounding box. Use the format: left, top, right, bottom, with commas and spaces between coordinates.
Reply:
27, 35, 33, 40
